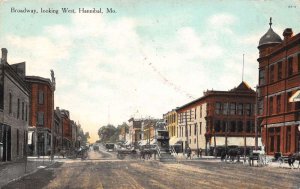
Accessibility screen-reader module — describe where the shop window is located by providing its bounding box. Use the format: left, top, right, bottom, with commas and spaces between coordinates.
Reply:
223, 103, 228, 115
270, 136, 274, 152
286, 127, 291, 153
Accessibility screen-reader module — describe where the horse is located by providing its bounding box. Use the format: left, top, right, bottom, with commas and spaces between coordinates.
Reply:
227, 148, 241, 162
288, 152, 300, 169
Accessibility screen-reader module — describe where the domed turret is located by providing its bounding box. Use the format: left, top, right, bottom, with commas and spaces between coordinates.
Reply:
258, 17, 282, 48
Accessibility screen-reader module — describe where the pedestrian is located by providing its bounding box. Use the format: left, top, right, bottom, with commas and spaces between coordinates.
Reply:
187, 147, 192, 159
199, 148, 202, 158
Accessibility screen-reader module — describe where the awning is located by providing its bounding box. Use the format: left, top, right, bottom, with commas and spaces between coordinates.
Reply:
289, 90, 300, 102
169, 137, 182, 145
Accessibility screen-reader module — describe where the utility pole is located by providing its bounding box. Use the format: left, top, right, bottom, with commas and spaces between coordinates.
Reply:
225, 102, 228, 162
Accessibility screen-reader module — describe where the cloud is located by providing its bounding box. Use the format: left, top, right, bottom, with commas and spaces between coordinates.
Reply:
1, 11, 263, 142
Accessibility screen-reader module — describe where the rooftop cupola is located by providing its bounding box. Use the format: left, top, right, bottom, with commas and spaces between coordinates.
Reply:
258, 17, 282, 48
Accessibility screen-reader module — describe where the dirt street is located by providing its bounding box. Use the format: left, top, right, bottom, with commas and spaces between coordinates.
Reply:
3, 149, 300, 189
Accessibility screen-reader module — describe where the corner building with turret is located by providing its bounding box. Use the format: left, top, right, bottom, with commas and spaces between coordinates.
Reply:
257, 18, 300, 155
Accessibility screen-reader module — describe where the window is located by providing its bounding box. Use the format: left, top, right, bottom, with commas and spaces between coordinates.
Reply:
246, 121, 251, 133
287, 92, 292, 111
37, 112, 44, 126
230, 103, 236, 115
237, 121, 243, 132
199, 122, 202, 135
9, 93, 12, 114
22, 102, 24, 120
258, 99, 264, 115
195, 108, 196, 119
276, 95, 281, 113
278, 62, 282, 80
223, 103, 228, 115
270, 65, 274, 83
245, 103, 251, 116
189, 110, 191, 121
189, 125, 191, 136
230, 121, 236, 132
237, 103, 243, 115
269, 97, 273, 115
200, 105, 202, 118
286, 127, 291, 153
17, 98, 20, 119
38, 90, 44, 105
25, 105, 28, 121
214, 120, 221, 132
215, 102, 222, 115
270, 136, 274, 152
17, 129, 19, 156
194, 138, 196, 144
259, 69, 265, 85
222, 121, 227, 132
194, 123, 197, 135
288, 57, 293, 76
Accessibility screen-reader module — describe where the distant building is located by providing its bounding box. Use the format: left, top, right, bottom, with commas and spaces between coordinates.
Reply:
0, 48, 30, 161
61, 109, 72, 150
163, 110, 179, 146
257, 18, 300, 155
26, 75, 55, 156
176, 82, 259, 155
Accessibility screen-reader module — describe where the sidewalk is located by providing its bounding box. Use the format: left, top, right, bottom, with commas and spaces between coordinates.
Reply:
0, 157, 56, 188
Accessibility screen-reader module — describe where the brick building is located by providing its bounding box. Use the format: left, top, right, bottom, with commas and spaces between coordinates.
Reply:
257, 18, 300, 155
0, 48, 30, 161
26, 75, 55, 156
176, 82, 259, 155
61, 109, 72, 150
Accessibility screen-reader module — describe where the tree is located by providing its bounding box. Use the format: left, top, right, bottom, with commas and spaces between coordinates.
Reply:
98, 124, 117, 142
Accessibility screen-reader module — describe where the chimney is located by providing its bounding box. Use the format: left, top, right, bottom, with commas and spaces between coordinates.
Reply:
283, 28, 293, 41
1, 48, 7, 63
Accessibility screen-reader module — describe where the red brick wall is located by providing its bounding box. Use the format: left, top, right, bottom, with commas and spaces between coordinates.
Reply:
28, 82, 53, 129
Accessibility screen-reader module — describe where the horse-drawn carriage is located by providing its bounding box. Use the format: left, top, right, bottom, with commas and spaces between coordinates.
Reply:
116, 147, 138, 160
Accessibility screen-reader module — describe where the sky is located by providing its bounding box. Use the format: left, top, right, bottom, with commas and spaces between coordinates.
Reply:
0, 0, 300, 143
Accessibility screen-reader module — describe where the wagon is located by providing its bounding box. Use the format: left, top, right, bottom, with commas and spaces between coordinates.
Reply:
116, 148, 138, 159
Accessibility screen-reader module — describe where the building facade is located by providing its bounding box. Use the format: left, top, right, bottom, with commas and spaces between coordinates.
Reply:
163, 110, 177, 145
26, 75, 54, 156
177, 82, 260, 155
257, 19, 300, 155
0, 48, 30, 161
61, 109, 72, 150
